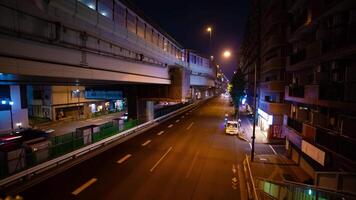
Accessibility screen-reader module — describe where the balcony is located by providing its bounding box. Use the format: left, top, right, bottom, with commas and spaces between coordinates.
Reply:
284, 117, 317, 148
285, 85, 320, 101
285, 85, 304, 98
262, 12, 289, 36
259, 100, 290, 116
262, 57, 286, 73
288, 50, 306, 66
259, 81, 286, 92
287, 41, 322, 71
262, 35, 286, 54
287, 117, 303, 133
286, 84, 356, 109
315, 127, 356, 162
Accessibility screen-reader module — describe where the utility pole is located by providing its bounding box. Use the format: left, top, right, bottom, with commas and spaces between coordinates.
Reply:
251, 0, 261, 162
251, 63, 257, 161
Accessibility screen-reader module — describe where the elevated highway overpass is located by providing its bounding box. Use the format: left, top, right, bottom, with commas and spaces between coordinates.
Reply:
0, 0, 217, 133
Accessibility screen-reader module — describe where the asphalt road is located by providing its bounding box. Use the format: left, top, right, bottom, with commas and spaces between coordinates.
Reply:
19, 97, 271, 200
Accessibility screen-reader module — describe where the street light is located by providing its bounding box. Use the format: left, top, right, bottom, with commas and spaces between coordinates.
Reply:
223, 50, 231, 58
206, 26, 212, 59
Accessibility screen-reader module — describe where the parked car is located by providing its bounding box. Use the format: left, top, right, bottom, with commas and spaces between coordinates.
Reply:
225, 121, 239, 135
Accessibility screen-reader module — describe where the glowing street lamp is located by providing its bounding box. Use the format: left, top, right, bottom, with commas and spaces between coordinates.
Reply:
223, 50, 231, 58
206, 26, 213, 59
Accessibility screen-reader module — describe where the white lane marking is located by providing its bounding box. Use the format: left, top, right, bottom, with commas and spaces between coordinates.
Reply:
150, 146, 173, 172
168, 124, 173, 128
186, 151, 199, 178
269, 145, 277, 155
117, 154, 132, 164
181, 116, 185, 119
186, 122, 194, 130
175, 119, 180, 123
142, 140, 151, 146
71, 178, 97, 195
186, 113, 189, 115
157, 131, 164, 136
249, 142, 252, 149
232, 164, 237, 174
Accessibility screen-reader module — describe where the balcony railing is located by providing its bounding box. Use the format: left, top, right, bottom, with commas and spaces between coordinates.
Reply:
289, 50, 306, 65
315, 127, 356, 162
259, 81, 286, 92
262, 57, 286, 73
262, 35, 286, 53
319, 83, 345, 102
287, 117, 303, 133
259, 100, 290, 115
287, 86, 305, 98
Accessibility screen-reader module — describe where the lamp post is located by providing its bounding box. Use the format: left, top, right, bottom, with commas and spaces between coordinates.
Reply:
9, 100, 14, 131
206, 26, 212, 59
251, 63, 257, 162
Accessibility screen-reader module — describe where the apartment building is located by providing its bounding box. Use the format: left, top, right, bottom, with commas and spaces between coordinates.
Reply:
240, 0, 356, 176
240, 0, 290, 140
283, 0, 356, 174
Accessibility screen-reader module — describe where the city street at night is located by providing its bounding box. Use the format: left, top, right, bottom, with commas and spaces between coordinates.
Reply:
1, 0, 356, 199
20, 97, 252, 200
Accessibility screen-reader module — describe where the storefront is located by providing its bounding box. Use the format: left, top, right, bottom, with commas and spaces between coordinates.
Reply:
257, 108, 284, 139
257, 108, 271, 138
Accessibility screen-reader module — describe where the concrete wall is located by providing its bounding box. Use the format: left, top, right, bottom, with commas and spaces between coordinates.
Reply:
169, 67, 190, 101
190, 75, 215, 87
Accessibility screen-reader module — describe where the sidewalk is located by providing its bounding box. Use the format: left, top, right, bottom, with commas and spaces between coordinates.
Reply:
239, 112, 284, 144
34, 112, 124, 136
248, 154, 312, 183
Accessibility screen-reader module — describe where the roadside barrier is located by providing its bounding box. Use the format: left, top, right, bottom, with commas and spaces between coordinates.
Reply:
0, 100, 200, 189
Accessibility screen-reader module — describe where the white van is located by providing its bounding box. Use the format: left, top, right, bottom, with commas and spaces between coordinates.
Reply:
225, 121, 239, 135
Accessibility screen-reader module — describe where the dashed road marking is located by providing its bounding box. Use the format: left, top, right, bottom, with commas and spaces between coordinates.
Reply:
117, 154, 132, 164
175, 119, 180, 123
157, 131, 164, 136
269, 145, 277, 155
186, 122, 194, 130
150, 146, 173, 172
181, 116, 185, 119
186, 151, 199, 178
142, 140, 151, 146
71, 178, 97, 195
168, 124, 173, 128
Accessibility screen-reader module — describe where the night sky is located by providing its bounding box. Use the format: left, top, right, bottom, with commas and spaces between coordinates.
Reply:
129, 0, 250, 79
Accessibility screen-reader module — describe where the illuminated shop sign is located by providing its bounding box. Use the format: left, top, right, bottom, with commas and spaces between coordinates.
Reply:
258, 108, 273, 125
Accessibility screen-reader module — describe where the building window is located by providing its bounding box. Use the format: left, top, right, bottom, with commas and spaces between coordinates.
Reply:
145, 26, 152, 42
137, 19, 145, 38
98, 0, 113, 19
71, 90, 81, 98
114, 2, 125, 26
126, 11, 136, 33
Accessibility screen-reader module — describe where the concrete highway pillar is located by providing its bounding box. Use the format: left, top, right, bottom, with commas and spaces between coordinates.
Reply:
125, 86, 138, 121
169, 67, 190, 101
137, 100, 154, 123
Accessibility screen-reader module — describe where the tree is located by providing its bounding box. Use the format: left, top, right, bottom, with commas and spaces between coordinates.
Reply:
229, 68, 246, 120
